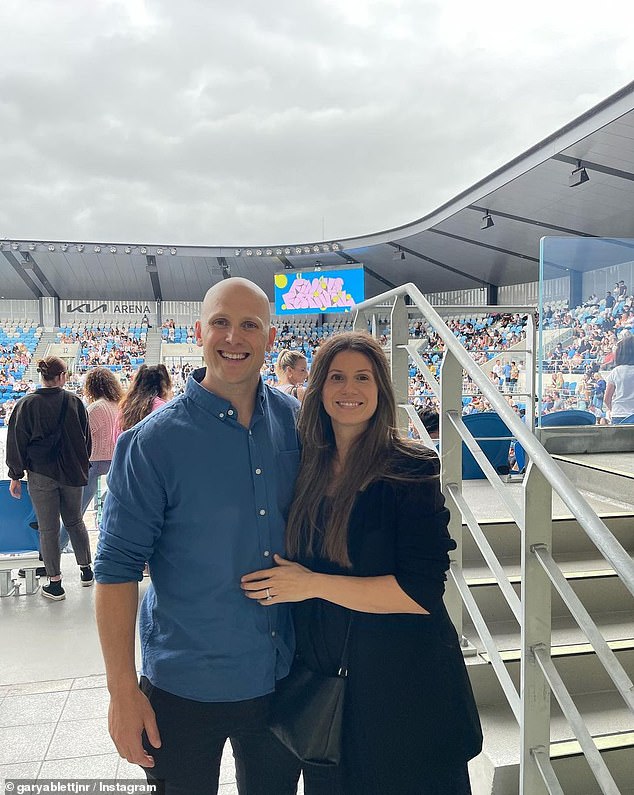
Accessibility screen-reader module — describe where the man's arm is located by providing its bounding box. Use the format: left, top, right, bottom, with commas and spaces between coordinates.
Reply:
95, 581, 161, 766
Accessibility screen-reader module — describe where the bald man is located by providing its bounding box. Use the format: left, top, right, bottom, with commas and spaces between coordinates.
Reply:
95, 279, 301, 794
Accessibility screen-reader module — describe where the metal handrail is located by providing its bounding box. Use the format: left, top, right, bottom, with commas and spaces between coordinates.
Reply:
355, 283, 634, 596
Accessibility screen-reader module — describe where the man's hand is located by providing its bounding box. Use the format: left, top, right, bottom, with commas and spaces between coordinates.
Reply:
9, 479, 22, 499
108, 687, 162, 767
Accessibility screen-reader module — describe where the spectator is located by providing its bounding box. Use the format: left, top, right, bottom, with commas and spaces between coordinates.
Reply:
5, 356, 94, 601
604, 335, 634, 423
114, 364, 173, 441
274, 350, 308, 401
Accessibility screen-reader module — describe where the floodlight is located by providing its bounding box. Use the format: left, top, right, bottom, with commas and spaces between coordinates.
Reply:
481, 212, 494, 230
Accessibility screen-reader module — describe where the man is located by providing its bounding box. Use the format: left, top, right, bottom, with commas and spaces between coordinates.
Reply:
95, 279, 301, 794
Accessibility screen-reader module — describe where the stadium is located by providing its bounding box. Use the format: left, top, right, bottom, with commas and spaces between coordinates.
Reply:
1, 80, 634, 794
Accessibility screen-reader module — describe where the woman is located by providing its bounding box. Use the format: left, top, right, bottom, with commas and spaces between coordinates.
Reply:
242, 332, 482, 795
114, 363, 172, 440
274, 350, 308, 401
604, 335, 634, 423
6, 356, 93, 601
59, 367, 123, 550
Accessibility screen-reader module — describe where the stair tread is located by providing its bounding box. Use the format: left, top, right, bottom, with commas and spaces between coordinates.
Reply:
477, 692, 634, 767
464, 612, 634, 657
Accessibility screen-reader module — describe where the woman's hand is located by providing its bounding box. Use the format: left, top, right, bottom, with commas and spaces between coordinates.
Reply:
241, 554, 317, 605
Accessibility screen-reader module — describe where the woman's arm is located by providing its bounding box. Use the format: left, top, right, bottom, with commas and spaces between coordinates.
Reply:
241, 555, 428, 614
604, 381, 615, 412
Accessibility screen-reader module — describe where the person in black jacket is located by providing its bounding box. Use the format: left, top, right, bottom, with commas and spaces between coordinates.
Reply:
6, 356, 94, 601
242, 332, 482, 795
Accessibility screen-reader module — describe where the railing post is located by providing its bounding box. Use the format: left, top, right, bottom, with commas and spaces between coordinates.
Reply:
390, 295, 409, 435
525, 312, 538, 433
520, 462, 552, 795
440, 347, 463, 635
353, 309, 366, 333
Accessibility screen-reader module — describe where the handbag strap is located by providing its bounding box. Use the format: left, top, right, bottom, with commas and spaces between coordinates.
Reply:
58, 390, 69, 428
337, 613, 353, 677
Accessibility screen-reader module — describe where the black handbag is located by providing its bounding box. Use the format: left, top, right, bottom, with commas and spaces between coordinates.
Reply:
269, 615, 352, 767
26, 392, 69, 467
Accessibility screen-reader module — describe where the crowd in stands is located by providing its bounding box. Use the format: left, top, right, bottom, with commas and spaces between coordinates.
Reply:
58, 322, 148, 372
2, 290, 634, 428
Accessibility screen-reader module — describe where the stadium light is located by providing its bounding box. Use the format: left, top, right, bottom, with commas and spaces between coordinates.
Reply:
28, 243, 36, 251
124, 246, 132, 254
77, 244, 84, 252
140, 246, 147, 254
569, 160, 589, 187
61, 244, 69, 252
94, 245, 101, 253
110, 246, 117, 253
170, 248, 177, 255
48, 244, 55, 251
481, 211, 494, 230
11, 242, 19, 250
234, 249, 241, 256
393, 246, 406, 261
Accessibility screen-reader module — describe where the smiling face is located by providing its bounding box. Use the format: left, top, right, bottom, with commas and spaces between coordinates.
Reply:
321, 350, 379, 439
195, 280, 276, 397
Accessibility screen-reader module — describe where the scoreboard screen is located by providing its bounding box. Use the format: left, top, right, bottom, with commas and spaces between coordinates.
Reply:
274, 267, 365, 315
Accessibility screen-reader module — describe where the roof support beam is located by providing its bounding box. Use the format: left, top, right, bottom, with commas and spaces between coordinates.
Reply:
20, 252, 59, 297
553, 154, 634, 182
468, 206, 597, 238
336, 251, 397, 290
388, 242, 489, 286
145, 255, 162, 300
217, 256, 231, 279
1, 251, 43, 298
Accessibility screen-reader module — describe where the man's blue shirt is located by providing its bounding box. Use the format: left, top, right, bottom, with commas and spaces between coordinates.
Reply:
95, 370, 300, 702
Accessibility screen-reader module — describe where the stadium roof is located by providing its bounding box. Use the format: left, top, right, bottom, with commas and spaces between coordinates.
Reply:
3, 80, 634, 303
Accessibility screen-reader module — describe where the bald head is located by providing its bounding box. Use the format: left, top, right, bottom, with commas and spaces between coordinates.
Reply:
201, 278, 271, 328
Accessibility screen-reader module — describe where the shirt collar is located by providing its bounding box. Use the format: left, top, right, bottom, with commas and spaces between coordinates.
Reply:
185, 367, 267, 421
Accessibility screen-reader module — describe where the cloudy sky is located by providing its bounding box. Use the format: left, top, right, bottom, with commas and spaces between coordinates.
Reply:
1, 0, 633, 248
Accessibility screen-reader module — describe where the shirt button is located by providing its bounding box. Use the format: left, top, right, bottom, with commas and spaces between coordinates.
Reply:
264, 550, 270, 557
228, 409, 234, 416
255, 468, 262, 475
271, 631, 276, 637
219, 413, 224, 418
259, 509, 266, 516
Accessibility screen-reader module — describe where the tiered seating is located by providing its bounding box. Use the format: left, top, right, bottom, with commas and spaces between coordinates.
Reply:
0, 321, 42, 420
57, 322, 148, 372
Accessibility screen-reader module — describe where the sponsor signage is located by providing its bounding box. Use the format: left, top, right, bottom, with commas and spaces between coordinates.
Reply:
60, 300, 157, 322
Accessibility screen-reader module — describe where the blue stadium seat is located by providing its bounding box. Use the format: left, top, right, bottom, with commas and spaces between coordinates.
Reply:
0, 482, 39, 554
461, 412, 514, 480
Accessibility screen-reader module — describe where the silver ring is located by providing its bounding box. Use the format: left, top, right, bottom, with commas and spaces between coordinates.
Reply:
266, 587, 271, 600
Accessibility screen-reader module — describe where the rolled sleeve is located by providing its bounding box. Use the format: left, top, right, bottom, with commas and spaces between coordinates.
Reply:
94, 427, 166, 583
393, 457, 456, 612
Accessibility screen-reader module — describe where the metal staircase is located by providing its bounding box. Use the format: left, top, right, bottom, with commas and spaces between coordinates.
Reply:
353, 284, 634, 795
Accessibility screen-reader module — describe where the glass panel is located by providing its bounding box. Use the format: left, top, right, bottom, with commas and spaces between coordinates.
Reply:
539, 237, 634, 427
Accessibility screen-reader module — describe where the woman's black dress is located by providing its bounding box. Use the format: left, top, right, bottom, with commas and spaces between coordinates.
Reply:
293, 451, 482, 795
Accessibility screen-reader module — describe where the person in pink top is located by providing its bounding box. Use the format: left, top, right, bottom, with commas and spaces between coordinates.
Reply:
59, 367, 124, 551
114, 364, 173, 441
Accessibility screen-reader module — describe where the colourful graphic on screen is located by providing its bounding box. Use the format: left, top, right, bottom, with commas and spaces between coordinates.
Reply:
274, 267, 364, 314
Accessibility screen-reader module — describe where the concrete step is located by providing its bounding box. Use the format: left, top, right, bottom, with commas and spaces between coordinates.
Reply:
466, 570, 632, 624
468, 645, 634, 707
471, 693, 634, 795
554, 452, 634, 503
461, 514, 633, 565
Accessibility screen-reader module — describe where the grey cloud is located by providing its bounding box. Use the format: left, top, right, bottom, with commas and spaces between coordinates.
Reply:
0, 0, 633, 245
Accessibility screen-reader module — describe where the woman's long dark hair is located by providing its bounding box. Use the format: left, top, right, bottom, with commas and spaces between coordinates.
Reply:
118, 364, 171, 432
286, 332, 435, 567
614, 334, 634, 367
